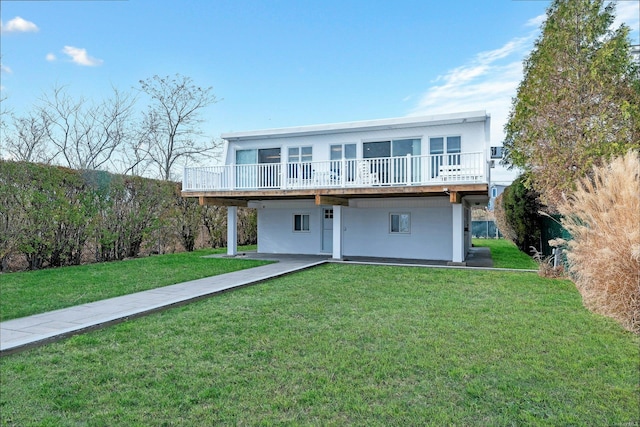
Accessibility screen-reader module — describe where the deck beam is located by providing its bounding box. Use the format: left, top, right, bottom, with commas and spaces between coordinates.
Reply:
199, 197, 248, 207
315, 195, 349, 206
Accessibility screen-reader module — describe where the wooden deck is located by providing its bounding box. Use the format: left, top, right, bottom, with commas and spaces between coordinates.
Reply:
182, 183, 489, 206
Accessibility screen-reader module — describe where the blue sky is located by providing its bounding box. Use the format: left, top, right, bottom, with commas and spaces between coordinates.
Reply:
1, 0, 638, 181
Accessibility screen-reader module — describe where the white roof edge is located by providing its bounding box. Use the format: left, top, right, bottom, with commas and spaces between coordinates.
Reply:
221, 110, 489, 140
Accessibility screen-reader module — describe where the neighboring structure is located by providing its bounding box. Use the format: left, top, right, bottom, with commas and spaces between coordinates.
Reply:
182, 111, 492, 264
631, 44, 639, 64
488, 182, 508, 211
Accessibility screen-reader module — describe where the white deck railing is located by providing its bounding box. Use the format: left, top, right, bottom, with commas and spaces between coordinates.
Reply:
183, 152, 487, 192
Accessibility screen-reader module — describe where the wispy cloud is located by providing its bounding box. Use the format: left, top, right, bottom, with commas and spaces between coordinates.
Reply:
409, 33, 536, 144
1, 64, 12, 74
61, 46, 103, 67
1, 16, 39, 33
611, 0, 640, 41
46, 53, 57, 62
408, 27, 539, 182
409, 2, 638, 183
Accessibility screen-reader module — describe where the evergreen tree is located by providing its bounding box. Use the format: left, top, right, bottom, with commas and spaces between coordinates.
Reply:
503, 0, 640, 209
500, 175, 544, 254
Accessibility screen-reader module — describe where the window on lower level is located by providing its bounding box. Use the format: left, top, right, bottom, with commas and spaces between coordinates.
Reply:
293, 214, 310, 232
390, 213, 410, 234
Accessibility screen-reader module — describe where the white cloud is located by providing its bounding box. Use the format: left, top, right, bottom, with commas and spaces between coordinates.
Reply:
410, 34, 535, 142
410, 2, 639, 184
1, 16, 39, 33
526, 13, 547, 28
409, 30, 538, 183
1, 64, 12, 74
46, 53, 57, 62
61, 46, 103, 67
611, 0, 640, 41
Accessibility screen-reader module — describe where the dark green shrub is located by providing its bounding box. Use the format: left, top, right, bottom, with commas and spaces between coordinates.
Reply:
500, 175, 544, 254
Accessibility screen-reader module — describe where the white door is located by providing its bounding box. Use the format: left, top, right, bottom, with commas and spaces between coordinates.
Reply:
322, 208, 333, 253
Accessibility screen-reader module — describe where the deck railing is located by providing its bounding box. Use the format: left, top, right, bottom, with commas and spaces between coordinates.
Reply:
183, 152, 486, 192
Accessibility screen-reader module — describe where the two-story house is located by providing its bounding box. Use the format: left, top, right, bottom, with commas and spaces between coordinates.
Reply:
182, 110, 491, 264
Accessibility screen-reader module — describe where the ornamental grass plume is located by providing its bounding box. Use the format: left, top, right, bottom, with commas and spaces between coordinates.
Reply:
556, 150, 640, 333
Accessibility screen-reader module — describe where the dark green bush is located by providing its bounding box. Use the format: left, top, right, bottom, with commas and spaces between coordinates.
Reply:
500, 174, 544, 255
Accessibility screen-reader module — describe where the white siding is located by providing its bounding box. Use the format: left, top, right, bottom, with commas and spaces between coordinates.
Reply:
224, 120, 487, 165
257, 200, 322, 255
256, 198, 454, 260
343, 204, 452, 261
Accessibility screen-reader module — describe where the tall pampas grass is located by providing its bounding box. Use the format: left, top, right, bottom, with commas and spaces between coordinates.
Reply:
556, 151, 640, 333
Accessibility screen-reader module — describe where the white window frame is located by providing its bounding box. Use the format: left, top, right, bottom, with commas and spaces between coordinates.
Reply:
390, 213, 411, 234
288, 146, 313, 163
293, 213, 310, 232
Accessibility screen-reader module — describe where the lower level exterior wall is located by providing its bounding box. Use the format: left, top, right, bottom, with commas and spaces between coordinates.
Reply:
342, 203, 452, 261
255, 197, 455, 261
257, 200, 323, 255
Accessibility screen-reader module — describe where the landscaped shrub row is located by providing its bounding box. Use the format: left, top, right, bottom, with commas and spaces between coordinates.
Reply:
0, 161, 256, 272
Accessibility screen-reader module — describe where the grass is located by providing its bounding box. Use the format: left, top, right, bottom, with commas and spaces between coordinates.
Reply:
0, 239, 543, 322
0, 246, 269, 321
473, 238, 538, 269
1, 264, 638, 426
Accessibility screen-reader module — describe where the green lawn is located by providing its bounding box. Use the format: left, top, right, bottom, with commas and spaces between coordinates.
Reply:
1, 264, 637, 426
473, 238, 538, 269
0, 246, 269, 321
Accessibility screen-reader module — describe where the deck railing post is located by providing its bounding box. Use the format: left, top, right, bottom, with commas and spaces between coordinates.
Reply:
280, 160, 286, 189
183, 166, 188, 191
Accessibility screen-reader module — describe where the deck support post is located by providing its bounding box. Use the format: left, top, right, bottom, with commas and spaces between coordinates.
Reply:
227, 206, 238, 256
332, 205, 343, 260
451, 203, 464, 263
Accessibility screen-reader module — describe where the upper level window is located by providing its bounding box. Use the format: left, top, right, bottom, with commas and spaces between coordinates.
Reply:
330, 144, 357, 182
288, 147, 312, 179
429, 136, 461, 178
429, 136, 461, 156
363, 139, 421, 159
288, 146, 312, 163
390, 213, 410, 234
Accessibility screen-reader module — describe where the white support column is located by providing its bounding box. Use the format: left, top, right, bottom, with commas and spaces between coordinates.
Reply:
451, 203, 465, 263
227, 206, 238, 256
332, 205, 343, 260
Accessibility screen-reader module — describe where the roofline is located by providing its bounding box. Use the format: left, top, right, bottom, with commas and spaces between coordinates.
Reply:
221, 110, 489, 141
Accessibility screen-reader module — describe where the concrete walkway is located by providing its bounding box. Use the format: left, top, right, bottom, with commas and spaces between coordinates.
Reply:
1, 248, 504, 356
0, 255, 328, 356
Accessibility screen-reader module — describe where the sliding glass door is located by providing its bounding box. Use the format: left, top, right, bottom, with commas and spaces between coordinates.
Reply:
363, 139, 421, 183
235, 148, 281, 188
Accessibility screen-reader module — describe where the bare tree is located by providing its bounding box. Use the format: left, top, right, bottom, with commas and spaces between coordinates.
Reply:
0, 91, 11, 159
114, 137, 153, 177
4, 111, 54, 163
138, 74, 219, 180
39, 85, 135, 170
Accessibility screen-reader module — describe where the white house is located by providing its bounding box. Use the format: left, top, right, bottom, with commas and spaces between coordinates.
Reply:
182, 111, 492, 264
